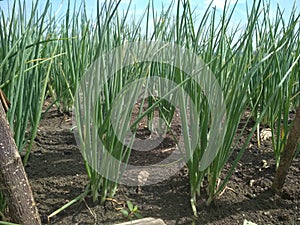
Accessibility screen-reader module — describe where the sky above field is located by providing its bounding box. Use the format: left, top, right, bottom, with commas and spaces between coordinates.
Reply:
0, 0, 299, 34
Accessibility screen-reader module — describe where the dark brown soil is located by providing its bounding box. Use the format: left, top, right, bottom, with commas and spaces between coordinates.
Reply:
24, 107, 300, 225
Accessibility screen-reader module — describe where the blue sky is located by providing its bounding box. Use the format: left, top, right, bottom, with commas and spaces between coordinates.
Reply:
0, 0, 299, 33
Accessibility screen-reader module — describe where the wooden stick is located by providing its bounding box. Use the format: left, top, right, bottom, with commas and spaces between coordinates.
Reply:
0, 97, 41, 224
0, 89, 10, 113
273, 104, 300, 193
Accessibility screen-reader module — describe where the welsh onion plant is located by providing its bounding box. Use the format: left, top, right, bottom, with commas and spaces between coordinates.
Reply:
48, 0, 97, 113
0, 0, 66, 161
72, 0, 144, 203
50, 1, 158, 215
248, 1, 300, 168
181, 0, 264, 211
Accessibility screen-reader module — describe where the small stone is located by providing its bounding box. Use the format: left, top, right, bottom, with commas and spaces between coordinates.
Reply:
262, 159, 269, 168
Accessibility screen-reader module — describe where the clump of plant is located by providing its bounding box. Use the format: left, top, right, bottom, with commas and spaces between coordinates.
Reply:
120, 201, 143, 221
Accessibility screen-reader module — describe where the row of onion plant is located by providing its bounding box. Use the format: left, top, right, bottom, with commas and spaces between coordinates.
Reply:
72, 0, 300, 216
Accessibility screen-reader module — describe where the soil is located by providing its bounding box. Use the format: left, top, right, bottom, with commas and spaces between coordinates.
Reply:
22, 106, 299, 225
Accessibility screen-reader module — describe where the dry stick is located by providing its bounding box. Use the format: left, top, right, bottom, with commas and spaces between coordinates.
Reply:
0, 89, 10, 113
0, 100, 41, 224
273, 104, 300, 193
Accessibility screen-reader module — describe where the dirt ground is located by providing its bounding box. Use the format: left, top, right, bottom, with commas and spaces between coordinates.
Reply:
23, 106, 299, 225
